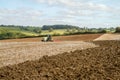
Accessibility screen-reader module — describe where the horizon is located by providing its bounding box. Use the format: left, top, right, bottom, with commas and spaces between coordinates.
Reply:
0, 0, 120, 28
0, 24, 116, 29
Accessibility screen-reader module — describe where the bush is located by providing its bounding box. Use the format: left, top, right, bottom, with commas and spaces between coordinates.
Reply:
98, 29, 107, 33
63, 31, 97, 36
115, 27, 120, 33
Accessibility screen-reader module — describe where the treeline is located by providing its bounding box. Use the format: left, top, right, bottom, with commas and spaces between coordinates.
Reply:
41, 25, 115, 33
62, 27, 113, 36
0, 24, 115, 32
41, 25, 79, 30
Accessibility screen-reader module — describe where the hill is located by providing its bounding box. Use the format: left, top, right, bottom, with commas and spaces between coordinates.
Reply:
0, 25, 116, 40
0, 25, 41, 39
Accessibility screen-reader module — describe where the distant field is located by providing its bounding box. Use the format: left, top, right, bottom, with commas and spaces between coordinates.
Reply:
0, 27, 39, 38
41, 29, 67, 35
0, 27, 78, 39
0, 34, 102, 42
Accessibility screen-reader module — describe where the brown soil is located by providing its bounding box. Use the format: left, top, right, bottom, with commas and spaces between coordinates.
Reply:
0, 41, 96, 68
0, 40, 120, 80
0, 34, 102, 42
94, 34, 120, 41
53, 34, 102, 41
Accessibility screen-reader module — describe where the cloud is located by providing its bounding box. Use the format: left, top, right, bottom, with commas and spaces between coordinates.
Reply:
34, 0, 118, 22
34, 0, 74, 6
0, 0, 120, 27
0, 8, 43, 25
0, 8, 43, 17
34, 0, 112, 12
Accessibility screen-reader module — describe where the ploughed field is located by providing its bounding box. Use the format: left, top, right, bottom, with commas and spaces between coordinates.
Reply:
0, 34, 101, 67
0, 40, 120, 80
0, 34, 120, 80
0, 41, 97, 68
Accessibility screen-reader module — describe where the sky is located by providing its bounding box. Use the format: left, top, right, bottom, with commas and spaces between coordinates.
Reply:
0, 0, 120, 28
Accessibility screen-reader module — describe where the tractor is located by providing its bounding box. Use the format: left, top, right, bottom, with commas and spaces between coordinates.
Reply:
41, 35, 53, 42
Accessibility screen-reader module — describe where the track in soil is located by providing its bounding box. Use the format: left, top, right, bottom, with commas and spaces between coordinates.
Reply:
0, 40, 120, 80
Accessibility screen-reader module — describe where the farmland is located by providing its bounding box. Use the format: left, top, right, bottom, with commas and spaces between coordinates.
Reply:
0, 34, 120, 80
0, 34, 102, 42
0, 25, 115, 40
0, 0, 120, 79
0, 34, 101, 67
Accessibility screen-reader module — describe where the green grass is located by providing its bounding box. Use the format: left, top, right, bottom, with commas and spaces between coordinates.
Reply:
0, 27, 40, 39
0, 27, 38, 36
0, 27, 68, 39
0, 27, 67, 39
41, 29, 66, 35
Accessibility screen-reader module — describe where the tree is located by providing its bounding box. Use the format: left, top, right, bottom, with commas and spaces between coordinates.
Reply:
98, 29, 107, 33
115, 27, 120, 33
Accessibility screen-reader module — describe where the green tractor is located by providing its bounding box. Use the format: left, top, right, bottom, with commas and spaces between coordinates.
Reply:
41, 35, 53, 42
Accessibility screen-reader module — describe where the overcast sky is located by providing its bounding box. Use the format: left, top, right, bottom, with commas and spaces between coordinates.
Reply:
0, 0, 120, 28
